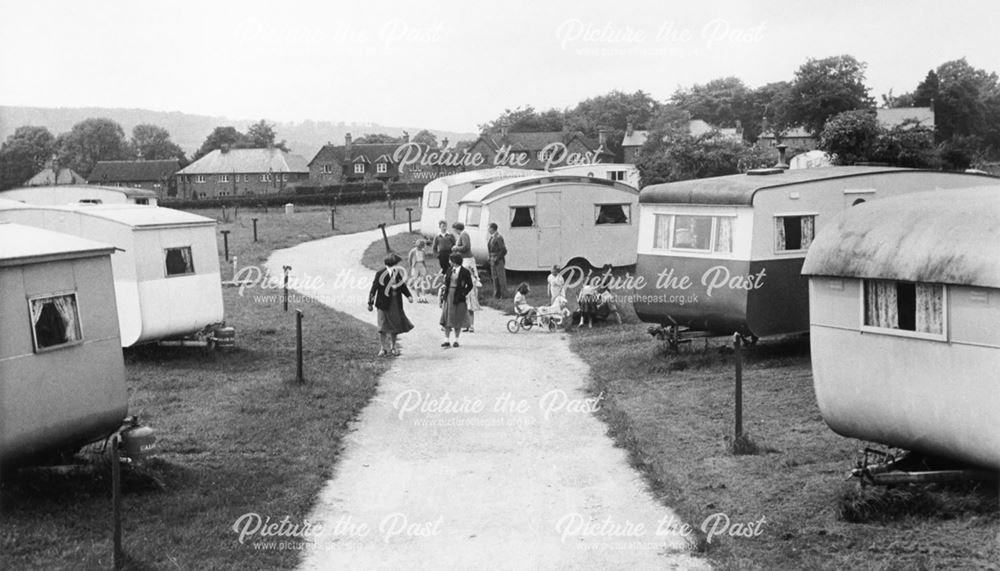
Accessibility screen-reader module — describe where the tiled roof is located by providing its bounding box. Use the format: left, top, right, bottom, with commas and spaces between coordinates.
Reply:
308, 143, 430, 166
622, 130, 648, 147
876, 107, 935, 128
89, 159, 181, 182
759, 126, 814, 140
24, 167, 87, 186
475, 131, 601, 153
177, 148, 309, 175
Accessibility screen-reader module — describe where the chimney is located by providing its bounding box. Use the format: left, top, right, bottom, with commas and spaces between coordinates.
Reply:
221, 144, 230, 154
598, 127, 608, 148
499, 124, 508, 139
441, 137, 449, 149
345, 132, 353, 155
403, 131, 410, 143
626, 121, 634, 137
776, 144, 789, 169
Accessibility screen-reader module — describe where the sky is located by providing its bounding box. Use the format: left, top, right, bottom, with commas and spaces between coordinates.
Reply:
1, 0, 998, 133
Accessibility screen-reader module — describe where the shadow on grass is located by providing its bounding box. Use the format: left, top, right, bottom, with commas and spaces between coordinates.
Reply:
838, 481, 999, 523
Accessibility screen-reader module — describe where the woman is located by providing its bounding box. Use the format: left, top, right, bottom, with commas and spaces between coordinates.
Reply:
367, 253, 414, 356
439, 252, 474, 348
464, 269, 482, 333
408, 239, 429, 303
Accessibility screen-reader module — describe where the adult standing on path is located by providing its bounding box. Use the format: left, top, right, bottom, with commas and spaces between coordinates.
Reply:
487, 222, 508, 299
367, 253, 414, 356
439, 252, 473, 348
431, 220, 455, 274
451, 222, 476, 276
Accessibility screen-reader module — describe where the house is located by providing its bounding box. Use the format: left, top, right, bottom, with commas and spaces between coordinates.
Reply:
88, 159, 181, 198
23, 157, 87, 187
463, 127, 614, 171
0, 222, 127, 465
174, 147, 310, 199
875, 106, 934, 129
802, 186, 1000, 470
757, 126, 819, 151
308, 133, 430, 185
621, 120, 744, 163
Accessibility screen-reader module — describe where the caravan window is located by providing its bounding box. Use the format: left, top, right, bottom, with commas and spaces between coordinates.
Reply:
607, 171, 626, 181
862, 280, 945, 340
29, 293, 83, 351
653, 214, 734, 254
465, 205, 482, 227
510, 206, 535, 227
774, 215, 815, 252
165, 247, 195, 276
595, 204, 630, 225
427, 191, 442, 208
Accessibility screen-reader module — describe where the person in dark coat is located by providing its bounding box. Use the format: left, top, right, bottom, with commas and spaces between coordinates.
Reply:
368, 253, 414, 356
487, 222, 508, 299
439, 252, 474, 348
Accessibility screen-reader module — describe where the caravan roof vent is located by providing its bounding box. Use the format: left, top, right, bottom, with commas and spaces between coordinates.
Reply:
746, 168, 785, 176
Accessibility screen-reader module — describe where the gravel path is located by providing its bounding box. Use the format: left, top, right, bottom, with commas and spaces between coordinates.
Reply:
267, 225, 708, 570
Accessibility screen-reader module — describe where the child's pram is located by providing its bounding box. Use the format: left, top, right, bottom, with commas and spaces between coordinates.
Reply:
507, 295, 570, 333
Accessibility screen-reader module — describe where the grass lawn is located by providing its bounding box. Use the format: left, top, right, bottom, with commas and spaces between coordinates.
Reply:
570, 328, 1000, 570
0, 201, 416, 570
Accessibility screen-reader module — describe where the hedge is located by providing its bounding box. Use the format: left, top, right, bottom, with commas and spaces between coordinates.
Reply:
160, 182, 424, 210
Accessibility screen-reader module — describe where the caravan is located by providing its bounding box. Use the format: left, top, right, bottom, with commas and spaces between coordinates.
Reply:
418, 168, 537, 236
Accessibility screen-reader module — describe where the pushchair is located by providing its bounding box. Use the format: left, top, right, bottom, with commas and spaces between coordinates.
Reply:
507, 296, 570, 333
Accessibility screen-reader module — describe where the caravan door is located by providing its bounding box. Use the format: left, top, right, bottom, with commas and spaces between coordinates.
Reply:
537, 191, 561, 268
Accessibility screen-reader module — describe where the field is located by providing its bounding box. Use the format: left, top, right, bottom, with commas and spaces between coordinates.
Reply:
0, 201, 416, 570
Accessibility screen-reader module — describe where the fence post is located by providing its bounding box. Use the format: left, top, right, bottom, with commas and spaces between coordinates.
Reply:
330, 207, 336, 231
733, 333, 743, 439
296, 310, 304, 383
220, 230, 231, 262
251, 218, 258, 242
406, 207, 413, 233
283, 265, 291, 312
378, 223, 390, 253
111, 434, 124, 570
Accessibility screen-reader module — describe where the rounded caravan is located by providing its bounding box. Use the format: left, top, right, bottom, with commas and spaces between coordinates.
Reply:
802, 187, 1000, 470
457, 174, 639, 271
418, 168, 538, 236
0, 184, 158, 206
633, 167, 999, 342
0, 203, 224, 347
0, 223, 127, 465
551, 163, 640, 189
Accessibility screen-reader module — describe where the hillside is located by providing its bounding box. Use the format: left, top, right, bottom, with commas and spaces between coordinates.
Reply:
0, 106, 477, 160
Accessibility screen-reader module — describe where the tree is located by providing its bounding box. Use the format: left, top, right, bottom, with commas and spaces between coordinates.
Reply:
927, 59, 1000, 145
747, 81, 793, 142
412, 129, 439, 148
354, 133, 403, 144
818, 109, 881, 166
783, 55, 875, 137
130, 124, 186, 163
246, 119, 289, 151
565, 90, 661, 159
0, 125, 56, 190
671, 77, 752, 130
56, 118, 130, 177
873, 120, 939, 168
478, 105, 566, 134
193, 126, 248, 160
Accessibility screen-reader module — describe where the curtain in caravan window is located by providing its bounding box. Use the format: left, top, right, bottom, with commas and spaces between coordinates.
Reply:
865, 280, 898, 329
774, 218, 786, 251
915, 283, 943, 334
653, 214, 670, 249
52, 295, 81, 342
800, 216, 815, 249
715, 217, 733, 253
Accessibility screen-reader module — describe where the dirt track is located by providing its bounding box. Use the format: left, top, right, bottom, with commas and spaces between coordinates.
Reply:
267, 225, 709, 570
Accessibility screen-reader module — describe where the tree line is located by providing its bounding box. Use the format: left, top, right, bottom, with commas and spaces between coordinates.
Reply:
0, 119, 288, 191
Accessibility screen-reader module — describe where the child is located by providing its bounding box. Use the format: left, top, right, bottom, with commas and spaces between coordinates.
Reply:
547, 265, 565, 303
464, 269, 482, 332
514, 282, 534, 318
596, 284, 623, 325
407, 239, 429, 302
577, 282, 599, 328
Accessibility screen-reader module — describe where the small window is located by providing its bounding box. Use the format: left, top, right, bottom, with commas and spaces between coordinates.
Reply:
427, 191, 442, 208
774, 215, 815, 252
863, 279, 945, 339
219, 174, 230, 183
79, 199, 103, 204
465, 205, 482, 227
135, 198, 149, 205
195, 175, 206, 183
165, 247, 195, 276
354, 164, 365, 174
671, 215, 713, 251
607, 171, 625, 181
376, 163, 388, 173
511, 206, 535, 227
595, 204, 630, 225
29, 293, 83, 351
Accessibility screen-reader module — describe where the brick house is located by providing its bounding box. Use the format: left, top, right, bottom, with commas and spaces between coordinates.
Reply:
308, 133, 457, 185
88, 159, 181, 198
175, 148, 309, 199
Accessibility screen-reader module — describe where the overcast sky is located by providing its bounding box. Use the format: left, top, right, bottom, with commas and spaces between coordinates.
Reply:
1, 0, 997, 133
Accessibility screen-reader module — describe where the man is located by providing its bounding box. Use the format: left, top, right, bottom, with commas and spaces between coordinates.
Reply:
431, 220, 455, 273
486, 222, 508, 299
451, 222, 475, 275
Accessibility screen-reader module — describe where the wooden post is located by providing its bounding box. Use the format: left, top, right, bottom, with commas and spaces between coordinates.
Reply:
330, 207, 336, 231
733, 333, 743, 439
282, 265, 291, 312
220, 230, 231, 262
406, 207, 413, 233
295, 310, 304, 383
251, 218, 258, 242
378, 223, 390, 253
111, 434, 124, 570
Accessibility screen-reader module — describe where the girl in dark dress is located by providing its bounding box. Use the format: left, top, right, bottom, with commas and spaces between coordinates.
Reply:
368, 253, 414, 356
439, 253, 474, 348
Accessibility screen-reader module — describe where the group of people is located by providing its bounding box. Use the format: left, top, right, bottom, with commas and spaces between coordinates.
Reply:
512, 264, 622, 328
368, 220, 510, 355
